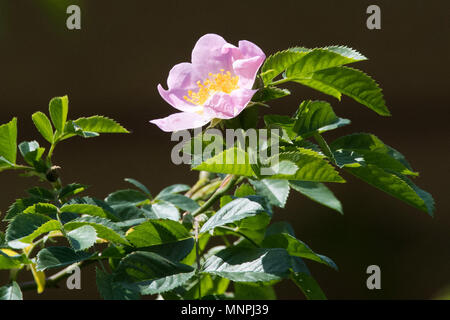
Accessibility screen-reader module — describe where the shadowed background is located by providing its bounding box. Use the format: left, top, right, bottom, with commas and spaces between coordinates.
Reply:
0, 0, 449, 299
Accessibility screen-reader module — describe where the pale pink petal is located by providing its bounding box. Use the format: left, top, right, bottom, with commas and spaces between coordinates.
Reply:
157, 84, 195, 112
192, 34, 233, 79
157, 62, 200, 112
238, 40, 266, 61
232, 40, 266, 88
203, 88, 257, 120
150, 111, 211, 132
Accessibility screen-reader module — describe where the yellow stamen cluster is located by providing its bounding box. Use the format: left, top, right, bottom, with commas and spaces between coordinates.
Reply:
184, 69, 239, 105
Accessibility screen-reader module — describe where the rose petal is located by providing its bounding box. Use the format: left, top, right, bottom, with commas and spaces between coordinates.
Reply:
192, 34, 233, 79
150, 111, 211, 132
157, 62, 200, 112
203, 88, 256, 120
232, 40, 266, 89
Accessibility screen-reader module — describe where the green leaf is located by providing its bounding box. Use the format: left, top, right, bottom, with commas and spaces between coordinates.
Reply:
31, 111, 54, 143
23, 202, 58, 215
141, 238, 195, 262
266, 221, 296, 237
115, 251, 194, 282
291, 272, 326, 300
96, 268, 140, 300
49, 95, 69, 133
223, 105, 259, 130
193, 147, 255, 177
156, 184, 190, 198
0, 117, 17, 165
329, 133, 433, 214
112, 204, 146, 222
60, 120, 99, 140
137, 271, 196, 295
294, 100, 350, 136
18, 141, 45, 166
200, 198, 266, 233
4, 197, 43, 221
289, 181, 343, 214
218, 196, 232, 209
333, 149, 366, 168
0, 156, 14, 169
330, 133, 417, 176
59, 183, 88, 199
183, 273, 230, 299
249, 179, 290, 208
6, 213, 60, 248
126, 219, 191, 248
261, 47, 311, 85
67, 225, 97, 251
105, 189, 148, 206
74, 116, 129, 133
234, 283, 276, 300
267, 150, 345, 183
150, 201, 180, 221
36, 246, 93, 271
234, 183, 256, 198
27, 187, 55, 201
124, 178, 152, 197
236, 212, 272, 245
0, 250, 28, 270
285, 48, 366, 78
61, 203, 118, 221
64, 216, 129, 245
143, 201, 180, 221
293, 67, 390, 116
262, 233, 338, 270
156, 193, 200, 213
0, 281, 23, 300
263, 114, 297, 141
202, 247, 291, 282
345, 165, 434, 215
181, 234, 210, 266
251, 86, 291, 103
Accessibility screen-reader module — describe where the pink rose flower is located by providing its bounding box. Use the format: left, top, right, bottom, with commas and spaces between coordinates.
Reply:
150, 34, 266, 132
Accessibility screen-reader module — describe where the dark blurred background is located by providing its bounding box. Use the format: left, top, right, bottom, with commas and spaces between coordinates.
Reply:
0, 0, 448, 299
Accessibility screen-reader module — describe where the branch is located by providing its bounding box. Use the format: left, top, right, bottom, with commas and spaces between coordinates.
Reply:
19, 259, 96, 292
191, 174, 240, 217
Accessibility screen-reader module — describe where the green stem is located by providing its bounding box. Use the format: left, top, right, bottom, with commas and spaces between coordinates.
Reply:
19, 260, 96, 291
185, 171, 211, 198
24, 237, 46, 259
47, 143, 56, 162
9, 269, 19, 282
11, 164, 33, 171
191, 175, 240, 217
268, 78, 291, 86
194, 219, 202, 298
191, 179, 221, 201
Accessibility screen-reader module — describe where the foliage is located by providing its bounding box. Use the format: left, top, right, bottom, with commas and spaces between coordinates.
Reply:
0, 45, 434, 300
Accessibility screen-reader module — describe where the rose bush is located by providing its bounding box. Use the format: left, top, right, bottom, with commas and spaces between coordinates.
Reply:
0, 34, 434, 300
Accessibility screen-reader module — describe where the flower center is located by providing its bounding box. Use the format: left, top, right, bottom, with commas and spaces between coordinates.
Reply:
183, 69, 239, 105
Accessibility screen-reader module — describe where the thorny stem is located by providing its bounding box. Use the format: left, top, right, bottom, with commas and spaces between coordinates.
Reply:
194, 218, 202, 298
185, 171, 211, 198
191, 174, 240, 217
